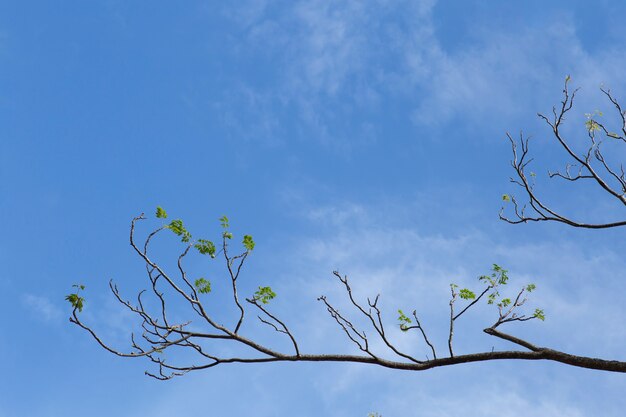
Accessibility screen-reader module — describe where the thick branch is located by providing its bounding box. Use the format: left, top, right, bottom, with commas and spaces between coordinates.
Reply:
70, 209, 626, 380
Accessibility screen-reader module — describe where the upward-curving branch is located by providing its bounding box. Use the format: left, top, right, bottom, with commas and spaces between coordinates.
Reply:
501, 76, 626, 229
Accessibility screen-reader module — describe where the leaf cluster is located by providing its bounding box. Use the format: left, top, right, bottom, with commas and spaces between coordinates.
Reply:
219, 215, 229, 229
194, 239, 216, 257
155, 209, 255, 255
242, 235, 255, 251
155, 206, 168, 219
397, 309, 412, 331
584, 110, 603, 132
194, 278, 212, 294
459, 288, 476, 300
445, 264, 544, 325
65, 284, 85, 312
166, 219, 192, 243
254, 286, 276, 304
479, 264, 509, 304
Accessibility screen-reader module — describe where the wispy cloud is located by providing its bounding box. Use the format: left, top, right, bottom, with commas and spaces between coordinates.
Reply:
22, 294, 63, 323
214, 2, 626, 147
254, 196, 625, 416
408, 18, 626, 133
213, 0, 437, 148
385, 385, 588, 417
271, 196, 626, 360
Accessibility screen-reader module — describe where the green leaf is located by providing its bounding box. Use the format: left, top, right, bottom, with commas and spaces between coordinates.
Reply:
194, 278, 212, 294
223, 231, 233, 239
526, 283, 536, 292
156, 206, 168, 219
493, 264, 509, 285
166, 219, 192, 243
498, 298, 511, 308
478, 274, 492, 285
194, 239, 216, 257
219, 215, 229, 229
253, 286, 276, 304
397, 309, 412, 331
585, 110, 603, 132
533, 308, 546, 321
242, 235, 255, 251
167, 219, 184, 234
65, 285, 85, 312
459, 288, 476, 300
585, 119, 600, 132
502, 194, 511, 202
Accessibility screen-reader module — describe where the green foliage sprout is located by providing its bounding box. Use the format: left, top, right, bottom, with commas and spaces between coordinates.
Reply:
478, 264, 510, 304
156, 206, 168, 219
242, 235, 255, 251
166, 219, 192, 243
467, 265, 545, 321
194, 239, 216, 258
585, 110, 603, 132
459, 288, 476, 300
498, 298, 511, 308
65, 284, 86, 312
219, 216, 233, 239
397, 309, 412, 331
194, 278, 212, 294
219, 215, 229, 229
534, 308, 546, 321
254, 286, 276, 304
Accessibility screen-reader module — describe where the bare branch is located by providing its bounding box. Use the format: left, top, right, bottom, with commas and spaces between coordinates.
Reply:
408, 310, 437, 360
247, 297, 300, 357
501, 80, 626, 229
330, 271, 421, 363
453, 286, 492, 321
223, 233, 247, 334
448, 285, 457, 357
318, 295, 376, 358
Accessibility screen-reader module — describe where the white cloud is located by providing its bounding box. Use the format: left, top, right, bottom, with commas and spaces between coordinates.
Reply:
249, 197, 626, 416
264, 0, 437, 98
216, 2, 626, 147
305, 203, 368, 227
383, 10, 626, 136
386, 386, 588, 417
22, 294, 63, 323
270, 196, 626, 363
214, 1, 438, 147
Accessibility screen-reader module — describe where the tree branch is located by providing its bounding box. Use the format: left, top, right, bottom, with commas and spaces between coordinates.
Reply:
501, 79, 626, 229
68, 174, 626, 380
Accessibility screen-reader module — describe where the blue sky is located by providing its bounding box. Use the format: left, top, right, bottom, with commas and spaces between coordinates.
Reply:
1, 1, 626, 416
